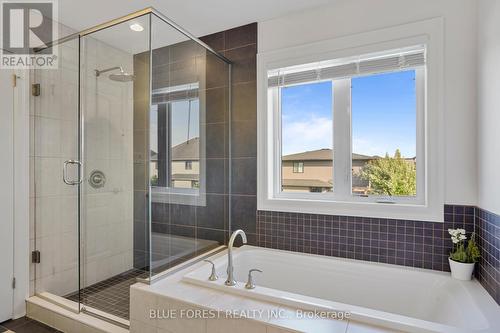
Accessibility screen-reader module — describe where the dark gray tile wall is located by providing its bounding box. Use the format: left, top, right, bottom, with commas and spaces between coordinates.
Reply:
134, 38, 231, 272
201, 23, 258, 244
132, 23, 258, 271
475, 208, 500, 305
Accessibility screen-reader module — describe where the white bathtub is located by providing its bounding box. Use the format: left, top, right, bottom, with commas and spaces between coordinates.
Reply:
183, 246, 500, 333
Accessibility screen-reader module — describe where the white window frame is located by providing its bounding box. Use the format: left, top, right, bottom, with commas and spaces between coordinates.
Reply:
257, 18, 444, 222
151, 87, 207, 207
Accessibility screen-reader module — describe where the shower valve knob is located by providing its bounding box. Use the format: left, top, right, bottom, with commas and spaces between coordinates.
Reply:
204, 260, 218, 281
245, 268, 263, 289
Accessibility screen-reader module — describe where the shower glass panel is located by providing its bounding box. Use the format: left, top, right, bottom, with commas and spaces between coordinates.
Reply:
78, 14, 150, 319
31, 8, 230, 323
148, 14, 231, 277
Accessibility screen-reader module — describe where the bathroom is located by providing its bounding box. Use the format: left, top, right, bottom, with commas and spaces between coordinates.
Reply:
0, 0, 498, 332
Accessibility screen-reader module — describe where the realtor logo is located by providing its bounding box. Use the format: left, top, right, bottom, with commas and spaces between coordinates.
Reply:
1, 0, 58, 68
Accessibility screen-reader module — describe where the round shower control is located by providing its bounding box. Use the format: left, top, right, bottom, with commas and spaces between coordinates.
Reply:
89, 170, 106, 189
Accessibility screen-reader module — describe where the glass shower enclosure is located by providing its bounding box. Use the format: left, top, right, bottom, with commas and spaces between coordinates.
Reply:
31, 8, 231, 322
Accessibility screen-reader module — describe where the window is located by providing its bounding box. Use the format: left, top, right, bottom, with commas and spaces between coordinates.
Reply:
268, 45, 424, 205
281, 80, 332, 192
292, 162, 305, 173
258, 19, 444, 221
351, 70, 417, 197
150, 82, 206, 205
151, 99, 200, 189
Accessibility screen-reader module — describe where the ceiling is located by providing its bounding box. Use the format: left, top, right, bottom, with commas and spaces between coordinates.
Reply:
58, 0, 335, 41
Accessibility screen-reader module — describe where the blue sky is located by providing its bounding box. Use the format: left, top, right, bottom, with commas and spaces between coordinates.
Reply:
281, 70, 416, 157
150, 100, 200, 152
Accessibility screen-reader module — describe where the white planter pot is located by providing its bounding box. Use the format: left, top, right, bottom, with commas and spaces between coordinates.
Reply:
449, 258, 475, 280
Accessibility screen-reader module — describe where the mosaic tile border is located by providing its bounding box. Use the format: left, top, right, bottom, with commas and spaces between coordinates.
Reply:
257, 205, 473, 271
475, 207, 500, 305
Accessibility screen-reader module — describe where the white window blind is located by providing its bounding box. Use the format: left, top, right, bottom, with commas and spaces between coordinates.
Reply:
152, 82, 199, 104
268, 46, 426, 87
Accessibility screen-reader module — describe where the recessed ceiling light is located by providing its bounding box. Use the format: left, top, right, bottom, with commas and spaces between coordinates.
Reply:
130, 23, 144, 32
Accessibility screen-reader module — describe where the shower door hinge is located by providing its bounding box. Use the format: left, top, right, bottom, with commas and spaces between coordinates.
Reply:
12, 277, 16, 289
31, 83, 41, 96
32, 250, 41, 264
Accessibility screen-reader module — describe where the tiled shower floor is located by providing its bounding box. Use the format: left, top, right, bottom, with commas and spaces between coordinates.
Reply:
65, 269, 147, 320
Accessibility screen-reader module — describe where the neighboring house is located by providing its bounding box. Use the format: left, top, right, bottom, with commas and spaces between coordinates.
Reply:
282, 149, 335, 193
171, 137, 200, 188
151, 137, 200, 189
282, 148, 416, 194
281, 148, 378, 193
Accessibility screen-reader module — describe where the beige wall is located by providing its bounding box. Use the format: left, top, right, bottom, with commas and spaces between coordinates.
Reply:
282, 160, 332, 183
282, 160, 369, 192
171, 160, 199, 175
150, 160, 199, 188
172, 180, 195, 189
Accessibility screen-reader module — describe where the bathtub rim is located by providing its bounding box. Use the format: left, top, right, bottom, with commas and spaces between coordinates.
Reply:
182, 245, 500, 333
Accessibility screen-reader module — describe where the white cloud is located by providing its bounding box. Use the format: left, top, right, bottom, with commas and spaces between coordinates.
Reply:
282, 116, 332, 155
282, 120, 416, 157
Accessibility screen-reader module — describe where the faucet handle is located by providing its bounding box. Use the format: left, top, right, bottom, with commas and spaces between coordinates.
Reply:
245, 268, 263, 289
203, 260, 218, 281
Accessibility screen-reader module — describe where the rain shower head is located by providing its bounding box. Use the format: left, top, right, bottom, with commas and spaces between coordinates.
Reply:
95, 66, 135, 82
109, 71, 135, 82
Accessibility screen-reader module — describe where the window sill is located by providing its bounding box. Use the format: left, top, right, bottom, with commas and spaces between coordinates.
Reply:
151, 187, 206, 206
257, 196, 443, 222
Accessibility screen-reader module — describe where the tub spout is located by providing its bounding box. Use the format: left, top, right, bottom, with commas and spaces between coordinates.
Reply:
225, 229, 247, 286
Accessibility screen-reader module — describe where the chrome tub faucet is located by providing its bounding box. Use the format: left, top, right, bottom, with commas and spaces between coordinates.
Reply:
225, 229, 247, 286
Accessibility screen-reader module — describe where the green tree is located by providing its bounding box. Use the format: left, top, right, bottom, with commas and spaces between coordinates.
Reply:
151, 174, 159, 186
360, 149, 416, 196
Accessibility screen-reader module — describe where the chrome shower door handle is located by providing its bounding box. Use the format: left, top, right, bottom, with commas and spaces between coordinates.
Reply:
63, 160, 82, 185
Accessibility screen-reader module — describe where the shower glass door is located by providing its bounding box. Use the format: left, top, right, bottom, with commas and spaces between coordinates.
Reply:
77, 15, 150, 319
32, 34, 81, 307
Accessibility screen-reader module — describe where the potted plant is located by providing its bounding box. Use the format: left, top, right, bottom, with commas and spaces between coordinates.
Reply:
448, 228, 480, 280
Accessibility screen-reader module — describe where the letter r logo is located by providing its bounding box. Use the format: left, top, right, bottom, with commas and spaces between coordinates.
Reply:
2, 1, 53, 54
